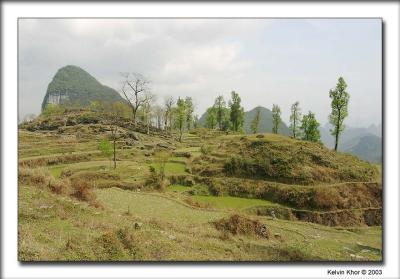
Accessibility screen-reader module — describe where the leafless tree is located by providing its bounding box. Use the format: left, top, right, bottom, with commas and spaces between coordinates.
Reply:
120, 72, 151, 124
154, 105, 164, 130
142, 93, 155, 135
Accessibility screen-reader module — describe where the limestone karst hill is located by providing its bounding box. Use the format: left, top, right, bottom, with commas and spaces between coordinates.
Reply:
41, 65, 124, 111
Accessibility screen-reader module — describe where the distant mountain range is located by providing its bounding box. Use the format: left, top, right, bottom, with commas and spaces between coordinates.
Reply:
319, 123, 382, 163
41, 65, 124, 111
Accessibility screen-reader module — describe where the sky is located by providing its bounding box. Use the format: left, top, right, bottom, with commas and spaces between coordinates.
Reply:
18, 18, 382, 127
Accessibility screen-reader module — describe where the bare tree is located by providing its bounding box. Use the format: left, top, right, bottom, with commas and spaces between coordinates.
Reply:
120, 72, 151, 124
142, 93, 155, 135
154, 105, 164, 130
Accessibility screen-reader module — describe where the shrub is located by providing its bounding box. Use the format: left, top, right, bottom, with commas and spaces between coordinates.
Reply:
71, 178, 101, 207
49, 178, 72, 195
214, 214, 271, 239
18, 167, 51, 186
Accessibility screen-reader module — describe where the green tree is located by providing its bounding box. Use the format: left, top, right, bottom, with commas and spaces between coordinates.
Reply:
272, 104, 281, 134
250, 107, 261, 134
205, 107, 217, 129
329, 77, 350, 151
42, 104, 65, 117
289, 101, 302, 139
229, 91, 244, 132
193, 114, 199, 129
164, 96, 175, 133
301, 111, 321, 142
185, 97, 194, 130
175, 97, 186, 142
214, 95, 226, 130
98, 139, 113, 169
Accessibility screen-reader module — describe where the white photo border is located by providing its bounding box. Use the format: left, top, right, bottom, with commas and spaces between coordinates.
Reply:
1, 1, 399, 279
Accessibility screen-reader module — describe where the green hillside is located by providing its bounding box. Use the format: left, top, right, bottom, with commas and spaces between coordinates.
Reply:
41, 65, 124, 111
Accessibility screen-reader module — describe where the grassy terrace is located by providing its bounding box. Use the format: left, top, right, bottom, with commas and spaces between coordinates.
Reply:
18, 125, 382, 261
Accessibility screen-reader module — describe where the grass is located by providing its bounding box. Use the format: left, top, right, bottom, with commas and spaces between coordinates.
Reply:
167, 184, 190, 193
150, 161, 187, 176
17, 118, 383, 261
191, 195, 282, 209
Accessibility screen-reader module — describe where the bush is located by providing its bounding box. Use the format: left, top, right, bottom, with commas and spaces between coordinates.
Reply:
214, 214, 271, 239
49, 178, 72, 195
71, 178, 101, 207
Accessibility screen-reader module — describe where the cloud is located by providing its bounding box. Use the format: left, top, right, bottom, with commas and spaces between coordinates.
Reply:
18, 18, 381, 127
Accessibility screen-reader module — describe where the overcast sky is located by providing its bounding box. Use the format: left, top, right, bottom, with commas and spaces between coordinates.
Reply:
19, 18, 381, 127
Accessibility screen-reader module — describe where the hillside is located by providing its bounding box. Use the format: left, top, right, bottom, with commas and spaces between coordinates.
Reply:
18, 110, 382, 261
41, 65, 124, 111
199, 106, 290, 135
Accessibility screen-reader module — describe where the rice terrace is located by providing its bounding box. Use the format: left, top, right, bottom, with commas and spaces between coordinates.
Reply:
18, 19, 382, 262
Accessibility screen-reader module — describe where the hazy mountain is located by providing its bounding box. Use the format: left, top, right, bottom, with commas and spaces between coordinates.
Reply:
343, 135, 382, 163
41, 65, 124, 111
199, 106, 290, 135
243, 106, 290, 135
319, 123, 382, 163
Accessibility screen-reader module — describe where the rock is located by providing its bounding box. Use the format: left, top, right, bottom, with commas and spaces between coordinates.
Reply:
274, 233, 281, 239
134, 222, 142, 230
128, 132, 139, 141
39, 205, 53, 209
144, 144, 154, 150
256, 134, 264, 138
361, 249, 371, 253
168, 234, 176, 240
157, 143, 171, 149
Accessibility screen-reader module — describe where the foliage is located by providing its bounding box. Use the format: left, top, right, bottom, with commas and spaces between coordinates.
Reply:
98, 139, 113, 168
175, 97, 187, 142
205, 107, 217, 129
301, 111, 321, 143
229, 91, 244, 132
289, 101, 301, 139
272, 104, 281, 134
42, 104, 65, 117
185, 97, 194, 130
250, 107, 261, 134
214, 95, 227, 130
329, 77, 350, 151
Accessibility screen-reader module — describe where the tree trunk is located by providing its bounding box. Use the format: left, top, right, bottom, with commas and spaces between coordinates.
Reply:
334, 128, 339, 151
113, 130, 116, 169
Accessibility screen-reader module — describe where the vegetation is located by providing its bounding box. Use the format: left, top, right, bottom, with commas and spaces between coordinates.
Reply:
41, 65, 124, 111
229, 91, 244, 132
329, 77, 350, 151
19, 67, 381, 261
301, 111, 321, 143
272, 104, 281, 134
289, 101, 301, 139
250, 107, 261, 134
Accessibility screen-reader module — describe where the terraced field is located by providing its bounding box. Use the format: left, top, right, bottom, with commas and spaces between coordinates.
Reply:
18, 117, 382, 261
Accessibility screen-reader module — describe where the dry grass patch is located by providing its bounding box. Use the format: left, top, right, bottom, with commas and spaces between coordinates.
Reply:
214, 214, 271, 239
